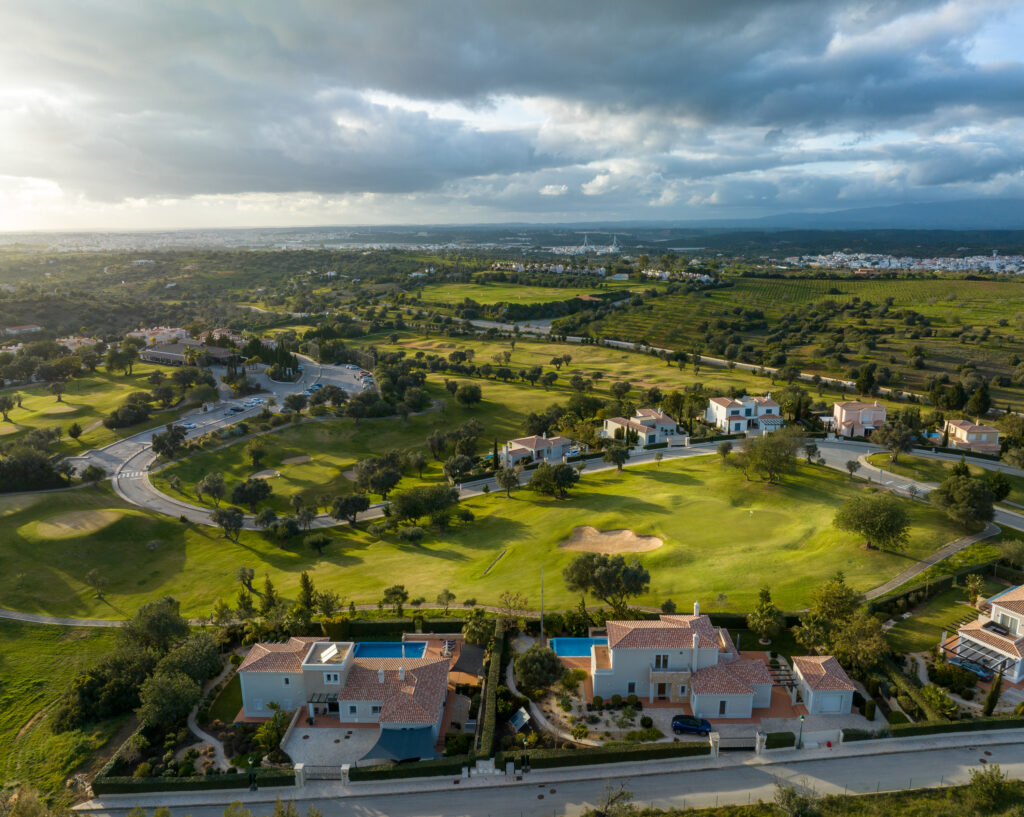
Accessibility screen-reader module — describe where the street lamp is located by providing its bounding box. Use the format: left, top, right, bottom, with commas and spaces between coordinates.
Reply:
797, 714, 805, 750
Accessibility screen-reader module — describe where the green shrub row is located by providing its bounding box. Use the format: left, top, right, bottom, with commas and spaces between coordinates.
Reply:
478, 621, 505, 757
764, 731, 795, 749
348, 756, 469, 781
888, 716, 1024, 738
497, 740, 710, 770
841, 728, 877, 742
868, 561, 998, 615
92, 771, 294, 795
885, 662, 948, 722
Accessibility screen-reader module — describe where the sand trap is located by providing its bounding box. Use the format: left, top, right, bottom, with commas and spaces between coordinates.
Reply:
559, 526, 663, 554
42, 403, 78, 415
0, 424, 23, 435
282, 455, 312, 465
342, 469, 358, 481
252, 469, 280, 479
0, 494, 42, 516
37, 509, 122, 538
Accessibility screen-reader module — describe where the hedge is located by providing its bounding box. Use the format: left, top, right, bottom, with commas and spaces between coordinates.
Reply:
884, 662, 948, 722
477, 620, 505, 757
764, 732, 795, 749
497, 741, 710, 770
348, 619, 416, 638
642, 442, 668, 450
868, 561, 999, 614
841, 728, 876, 742
349, 756, 469, 781
92, 771, 295, 795
887, 716, 1024, 738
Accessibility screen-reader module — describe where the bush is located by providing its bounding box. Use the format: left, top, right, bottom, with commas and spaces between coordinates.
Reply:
623, 727, 664, 743
920, 685, 959, 720
444, 732, 473, 756
592, 695, 604, 709
610, 694, 623, 708
888, 716, 1024, 737
887, 711, 909, 725
640, 715, 653, 729
764, 732, 796, 749
841, 728, 875, 742
864, 699, 877, 721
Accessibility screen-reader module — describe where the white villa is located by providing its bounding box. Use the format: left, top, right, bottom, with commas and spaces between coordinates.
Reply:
955, 585, 1024, 682
705, 395, 784, 434
944, 419, 1001, 455
600, 408, 677, 445
501, 433, 576, 467
126, 326, 190, 346
238, 637, 452, 763
791, 656, 856, 715
831, 401, 886, 438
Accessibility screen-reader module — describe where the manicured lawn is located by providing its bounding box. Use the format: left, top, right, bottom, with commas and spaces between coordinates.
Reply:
207, 673, 242, 724
885, 578, 1004, 654
867, 453, 1024, 505
0, 619, 121, 800
0, 458, 965, 621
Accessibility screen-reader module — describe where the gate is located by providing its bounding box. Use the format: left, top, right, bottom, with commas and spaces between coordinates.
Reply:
304, 765, 343, 780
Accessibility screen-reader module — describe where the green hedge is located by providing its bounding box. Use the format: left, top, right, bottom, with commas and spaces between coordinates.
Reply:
841, 728, 876, 742
642, 442, 668, 450
888, 716, 1024, 738
884, 662, 948, 722
478, 620, 505, 756
497, 741, 710, 770
92, 771, 294, 795
348, 756, 469, 781
764, 732, 795, 749
348, 619, 416, 638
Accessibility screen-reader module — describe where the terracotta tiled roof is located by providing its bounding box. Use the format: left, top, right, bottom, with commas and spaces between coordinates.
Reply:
338, 657, 449, 724
792, 656, 855, 691
834, 401, 883, 411
605, 417, 653, 434
725, 659, 773, 687
959, 619, 1024, 658
607, 615, 719, 650
990, 586, 1024, 616
508, 435, 572, 450
752, 396, 779, 407
708, 397, 741, 408
690, 663, 753, 695
946, 419, 999, 434
238, 637, 320, 673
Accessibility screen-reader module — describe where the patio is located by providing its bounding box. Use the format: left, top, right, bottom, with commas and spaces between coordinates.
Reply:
283, 721, 379, 767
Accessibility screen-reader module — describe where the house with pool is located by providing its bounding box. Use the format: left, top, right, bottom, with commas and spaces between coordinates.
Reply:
550, 606, 854, 721
953, 585, 1024, 682
238, 636, 458, 763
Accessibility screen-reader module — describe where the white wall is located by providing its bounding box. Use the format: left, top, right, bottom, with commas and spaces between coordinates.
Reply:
240, 671, 302, 716
691, 692, 752, 719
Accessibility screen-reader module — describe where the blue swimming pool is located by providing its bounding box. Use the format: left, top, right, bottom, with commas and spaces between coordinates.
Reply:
353, 642, 427, 658
549, 637, 608, 657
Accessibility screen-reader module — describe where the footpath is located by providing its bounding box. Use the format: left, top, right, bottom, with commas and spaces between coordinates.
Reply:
74, 727, 1024, 812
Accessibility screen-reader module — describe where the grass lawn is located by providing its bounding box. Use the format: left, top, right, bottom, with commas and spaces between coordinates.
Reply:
0, 457, 966, 621
867, 453, 1024, 505
727, 628, 802, 660
416, 280, 639, 306
885, 578, 1004, 654
0, 619, 121, 800
207, 673, 242, 724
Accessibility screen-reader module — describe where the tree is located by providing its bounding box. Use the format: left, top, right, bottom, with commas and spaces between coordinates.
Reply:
368, 467, 401, 500
0, 394, 14, 422
136, 670, 201, 728
315, 590, 342, 618
845, 460, 860, 479
81, 464, 106, 485
283, 393, 308, 414
237, 566, 255, 591
540, 371, 558, 389
497, 590, 528, 631
982, 470, 1011, 502
802, 442, 818, 464
717, 440, 733, 463
382, 584, 409, 616
330, 494, 370, 526
297, 506, 316, 531
260, 575, 281, 615
602, 442, 628, 471
463, 607, 491, 645
306, 533, 330, 555
964, 573, 986, 607
831, 606, 888, 672
246, 439, 267, 468
297, 571, 316, 610
834, 493, 910, 551
255, 507, 278, 530
85, 568, 107, 599
436, 588, 456, 614
513, 645, 563, 690
212, 506, 244, 541
197, 472, 225, 506
562, 553, 650, 616
236, 588, 256, 619
151, 423, 187, 459
654, 451, 664, 467
741, 427, 803, 483
983, 672, 1003, 716
874, 421, 915, 464
529, 461, 580, 498
967, 382, 991, 416
403, 450, 428, 478
68, 421, 83, 441
496, 466, 520, 497
231, 478, 272, 511
120, 596, 190, 651
794, 573, 863, 653
746, 586, 784, 645
455, 383, 482, 407
930, 474, 995, 529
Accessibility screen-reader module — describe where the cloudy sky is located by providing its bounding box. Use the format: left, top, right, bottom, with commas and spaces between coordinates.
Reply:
1, 0, 1023, 230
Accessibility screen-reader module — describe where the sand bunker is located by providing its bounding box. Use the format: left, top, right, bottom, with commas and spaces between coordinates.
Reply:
0, 494, 42, 516
0, 424, 23, 435
559, 526, 663, 554
37, 510, 122, 538
342, 468, 358, 481
282, 455, 312, 465
252, 469, 280, 479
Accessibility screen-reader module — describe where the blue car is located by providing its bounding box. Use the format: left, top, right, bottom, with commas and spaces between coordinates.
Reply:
949, 657, 994, 681
672, 714, 712, 736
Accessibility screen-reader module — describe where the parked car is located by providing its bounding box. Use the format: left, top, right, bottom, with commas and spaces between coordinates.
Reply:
949, 657, 994, 681
181, 422, 197, 429
671, 714, 712, 736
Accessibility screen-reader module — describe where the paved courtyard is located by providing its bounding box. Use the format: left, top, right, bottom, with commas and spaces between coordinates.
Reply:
283, 724, 378, 767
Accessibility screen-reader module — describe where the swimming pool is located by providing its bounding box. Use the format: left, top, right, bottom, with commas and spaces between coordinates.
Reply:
352, 642, 427, 659
549, 637, 607, 657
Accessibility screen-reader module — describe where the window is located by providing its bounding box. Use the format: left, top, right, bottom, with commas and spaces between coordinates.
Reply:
627, 682, 636, 694
255, 699, 264, 711
655, 654, 669, 669
679, 685, 687, 696
324, 672, 340, 684
718, 700, 727, 716
348, 705, 357, 715
999, 613, 1019, 635
283, 677, 290, 686
371, 705, 382, 715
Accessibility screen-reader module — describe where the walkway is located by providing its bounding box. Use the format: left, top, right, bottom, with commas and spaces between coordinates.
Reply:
0, 608, 123, 627
184, 662, 234, 770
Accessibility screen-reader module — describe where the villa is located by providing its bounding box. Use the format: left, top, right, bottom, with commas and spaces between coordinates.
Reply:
126, 326, 190, 346
238, 636, 459, 763
831, 400, 887, 438
600, 408, 677, 445
944, 419, 1001, 455
954, 586, 1024, 682
501, 433, 576, 467
705, 395, 784, 434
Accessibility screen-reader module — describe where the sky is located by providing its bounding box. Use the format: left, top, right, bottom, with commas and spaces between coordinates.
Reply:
1, 0, 1023, 231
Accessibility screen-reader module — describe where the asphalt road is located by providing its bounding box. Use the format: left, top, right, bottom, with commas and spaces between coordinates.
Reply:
81, 743, 1024, 817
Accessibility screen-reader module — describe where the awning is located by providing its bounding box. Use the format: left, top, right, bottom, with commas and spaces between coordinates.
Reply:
360, 727, 439, 763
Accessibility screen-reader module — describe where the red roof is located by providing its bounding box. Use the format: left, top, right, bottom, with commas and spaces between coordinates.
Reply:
792, 656, 855, 691
607, 615, 719, 650
959, 619, 1024, 658
238, 637, 320, 673
990, 586, 1024, 615
508, 434, 572, 450
338, 657, 449, 724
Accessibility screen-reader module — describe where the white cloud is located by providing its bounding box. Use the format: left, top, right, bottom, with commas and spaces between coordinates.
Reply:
539, 184, 568, 196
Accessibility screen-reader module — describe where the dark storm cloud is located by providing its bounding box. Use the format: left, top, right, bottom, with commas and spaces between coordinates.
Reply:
0, 0, 1021, 217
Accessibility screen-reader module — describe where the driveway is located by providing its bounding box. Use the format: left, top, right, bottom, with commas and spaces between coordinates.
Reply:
283, 724, 378, 768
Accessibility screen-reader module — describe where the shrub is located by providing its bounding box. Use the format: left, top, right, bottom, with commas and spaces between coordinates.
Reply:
626, 693, 639, 707
640, 715, 653, 729
592, 695, 604, 709
841, 728, 875, 742
623, 727, 664, 743
887, 711, 909, 725
764, 732, 795, 749
920, 685, 959, 720
864, 699, 877, 721
610, 694, 623, 708
967, 764, 1011, 813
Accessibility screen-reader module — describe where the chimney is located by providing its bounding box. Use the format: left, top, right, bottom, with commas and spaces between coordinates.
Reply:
377, 668, 385, 684
399, 666, 406, 681
693, 601, 700, 616
691, 631, 700, 672
542, 430, 547, 439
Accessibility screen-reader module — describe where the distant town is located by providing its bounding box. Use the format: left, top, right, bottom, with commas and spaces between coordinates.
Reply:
785, 250, 1024, 274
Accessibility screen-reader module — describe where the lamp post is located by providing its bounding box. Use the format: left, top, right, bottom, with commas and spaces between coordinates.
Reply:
248, 756, 257, 791
797, 714, 805, 750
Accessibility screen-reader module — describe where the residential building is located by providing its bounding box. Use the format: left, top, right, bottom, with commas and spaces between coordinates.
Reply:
501, 433, 577, 467
791, 656, 856, 715
601, 408, 677, 445
832, 401, 887, 438
56, 336, 100, 352
198, 328, 244, 346
4, 324, 42, 336
239, 637, 455, 763
126, 326, 190, 346
944, 419, 1001, 454
955, 586, 1024, 682
705, 395, 784, 434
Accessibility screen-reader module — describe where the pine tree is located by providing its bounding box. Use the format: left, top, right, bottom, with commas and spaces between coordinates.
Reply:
297, 571, 316, 611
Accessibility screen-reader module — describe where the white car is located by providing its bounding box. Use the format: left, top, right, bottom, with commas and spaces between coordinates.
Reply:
181, 422, 197, 429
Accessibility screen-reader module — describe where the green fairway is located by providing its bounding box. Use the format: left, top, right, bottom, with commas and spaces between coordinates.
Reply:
0, 619, 121, 799
867, 453, 1024, 505
886, 579, 1003, 654
417, 280, 638, 306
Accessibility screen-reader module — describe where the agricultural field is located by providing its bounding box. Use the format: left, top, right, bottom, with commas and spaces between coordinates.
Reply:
866, 453, 1024, 505
0, 456, 973, 620
416, 280, 638, 306
0, 619, 120, 800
